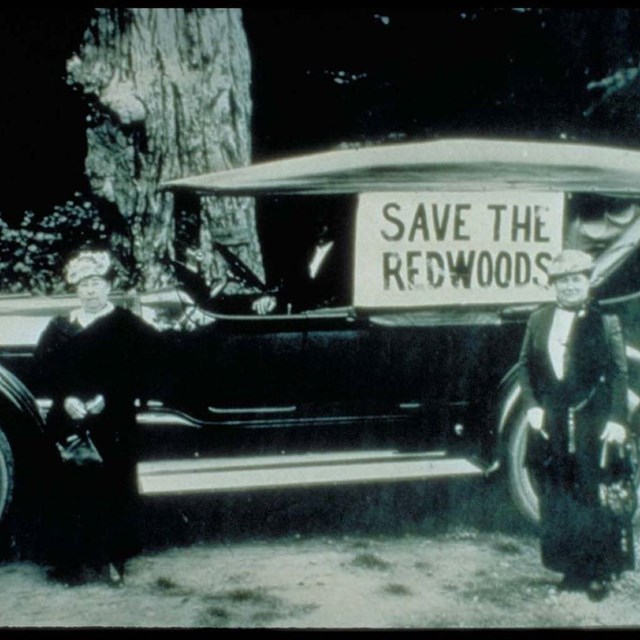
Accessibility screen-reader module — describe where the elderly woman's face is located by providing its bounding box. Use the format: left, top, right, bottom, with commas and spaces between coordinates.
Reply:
76, 276, 111, 313
553, 272, 590, 309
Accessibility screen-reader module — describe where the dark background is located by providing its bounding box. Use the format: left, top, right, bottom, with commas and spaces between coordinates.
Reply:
1, 7, 639, 280
242, 8, 640, 156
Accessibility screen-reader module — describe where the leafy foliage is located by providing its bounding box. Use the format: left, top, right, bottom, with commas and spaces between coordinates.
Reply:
0, 195, 134, 294
586, 67, 640, 118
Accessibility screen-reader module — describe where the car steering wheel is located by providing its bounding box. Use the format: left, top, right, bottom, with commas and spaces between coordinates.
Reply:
213, 242, 269, 293
168, 245, 269, 315
169, 259, 212, 307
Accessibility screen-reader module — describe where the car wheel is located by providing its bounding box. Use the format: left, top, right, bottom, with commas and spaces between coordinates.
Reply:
624, 431, 640, 525
0, 427, 15, 530
506, 405, 540, 525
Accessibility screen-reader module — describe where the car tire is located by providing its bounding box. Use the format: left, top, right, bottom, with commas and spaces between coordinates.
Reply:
0, 426, 14, 531
506, 406, 540, 525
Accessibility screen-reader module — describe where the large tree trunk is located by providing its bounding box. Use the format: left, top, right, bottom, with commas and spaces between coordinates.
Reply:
66, 8, 261, 289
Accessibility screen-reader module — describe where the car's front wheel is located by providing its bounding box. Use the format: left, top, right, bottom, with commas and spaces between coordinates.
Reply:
506, 406, 540, 524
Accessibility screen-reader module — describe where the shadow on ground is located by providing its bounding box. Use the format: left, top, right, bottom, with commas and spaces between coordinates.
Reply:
138, 472, 537, 552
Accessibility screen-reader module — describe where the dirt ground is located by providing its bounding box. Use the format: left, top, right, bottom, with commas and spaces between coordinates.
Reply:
1, 477, 640, 629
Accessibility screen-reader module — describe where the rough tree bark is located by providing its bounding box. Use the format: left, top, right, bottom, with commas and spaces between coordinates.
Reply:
66, 7, 262, 289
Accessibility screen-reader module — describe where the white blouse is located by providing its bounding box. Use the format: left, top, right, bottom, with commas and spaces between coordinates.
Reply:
547, 307, 577, 380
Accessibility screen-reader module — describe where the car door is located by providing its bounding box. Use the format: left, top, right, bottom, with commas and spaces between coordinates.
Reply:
151, 314, 305, 415
294, 307, 525, 451
293, 309, 457, 450
135, 313, 307, 460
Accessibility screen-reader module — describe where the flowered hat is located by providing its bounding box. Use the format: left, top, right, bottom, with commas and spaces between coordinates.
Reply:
546, 249, 594, 282
64, 250, 112, 285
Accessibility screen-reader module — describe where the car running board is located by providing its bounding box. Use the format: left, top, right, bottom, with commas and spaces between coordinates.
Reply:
137, 450, 484, 495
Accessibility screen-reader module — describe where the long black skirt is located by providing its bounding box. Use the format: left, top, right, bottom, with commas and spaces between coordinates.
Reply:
537, 458, 634, 579
42, 461, 140, 572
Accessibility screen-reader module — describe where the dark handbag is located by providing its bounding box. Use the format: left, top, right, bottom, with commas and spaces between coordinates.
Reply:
598, 441, 637, 518
56, 431, 103, 467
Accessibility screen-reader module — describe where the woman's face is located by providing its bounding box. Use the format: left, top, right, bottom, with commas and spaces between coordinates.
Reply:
553, 272, 590, 309
76, 276, 111, 313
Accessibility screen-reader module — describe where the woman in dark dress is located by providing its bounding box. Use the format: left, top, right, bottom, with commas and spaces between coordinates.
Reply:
519, 249, 634, 601
36, 247, 154, 586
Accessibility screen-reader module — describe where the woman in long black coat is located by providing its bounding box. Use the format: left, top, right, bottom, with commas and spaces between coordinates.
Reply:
519, 249, 634, 601
35, 247, 155, 585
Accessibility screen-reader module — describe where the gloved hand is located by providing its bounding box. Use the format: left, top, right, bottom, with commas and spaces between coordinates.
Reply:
601, 421, 627, 445
63, 396, 87, 421
85, 394, 105, 415
252, 295, 277, 315
526, 406, 549, 440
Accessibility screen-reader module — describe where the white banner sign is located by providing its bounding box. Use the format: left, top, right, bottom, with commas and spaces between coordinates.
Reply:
353, 191, 564, 307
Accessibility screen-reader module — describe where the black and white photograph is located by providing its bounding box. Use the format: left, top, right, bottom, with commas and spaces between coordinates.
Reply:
1, 6, 640, 629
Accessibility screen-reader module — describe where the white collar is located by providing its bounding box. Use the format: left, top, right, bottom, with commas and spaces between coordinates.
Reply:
553, 306, 576, 322
70, 301, 115, 328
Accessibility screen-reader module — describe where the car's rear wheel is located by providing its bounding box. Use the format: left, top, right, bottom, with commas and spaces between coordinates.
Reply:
0, 426, 15, 530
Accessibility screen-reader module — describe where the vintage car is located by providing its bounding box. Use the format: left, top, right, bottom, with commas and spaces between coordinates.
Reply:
1, 137, 640, 540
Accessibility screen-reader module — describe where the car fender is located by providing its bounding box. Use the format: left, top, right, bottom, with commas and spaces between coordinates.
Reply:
0, 364, 58, 537
0, 364, 46, 441
486, 363, 523, 469
496, 364, 521, 426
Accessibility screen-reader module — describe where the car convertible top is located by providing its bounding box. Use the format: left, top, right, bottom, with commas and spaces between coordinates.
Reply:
162, 138, 640, 197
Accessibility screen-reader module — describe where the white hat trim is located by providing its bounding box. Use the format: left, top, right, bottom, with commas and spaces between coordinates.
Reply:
64, 251, 111, 285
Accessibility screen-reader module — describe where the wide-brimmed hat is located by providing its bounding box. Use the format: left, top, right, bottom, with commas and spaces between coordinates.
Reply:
546, 249, 594, 282
64, 250, 112, 285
